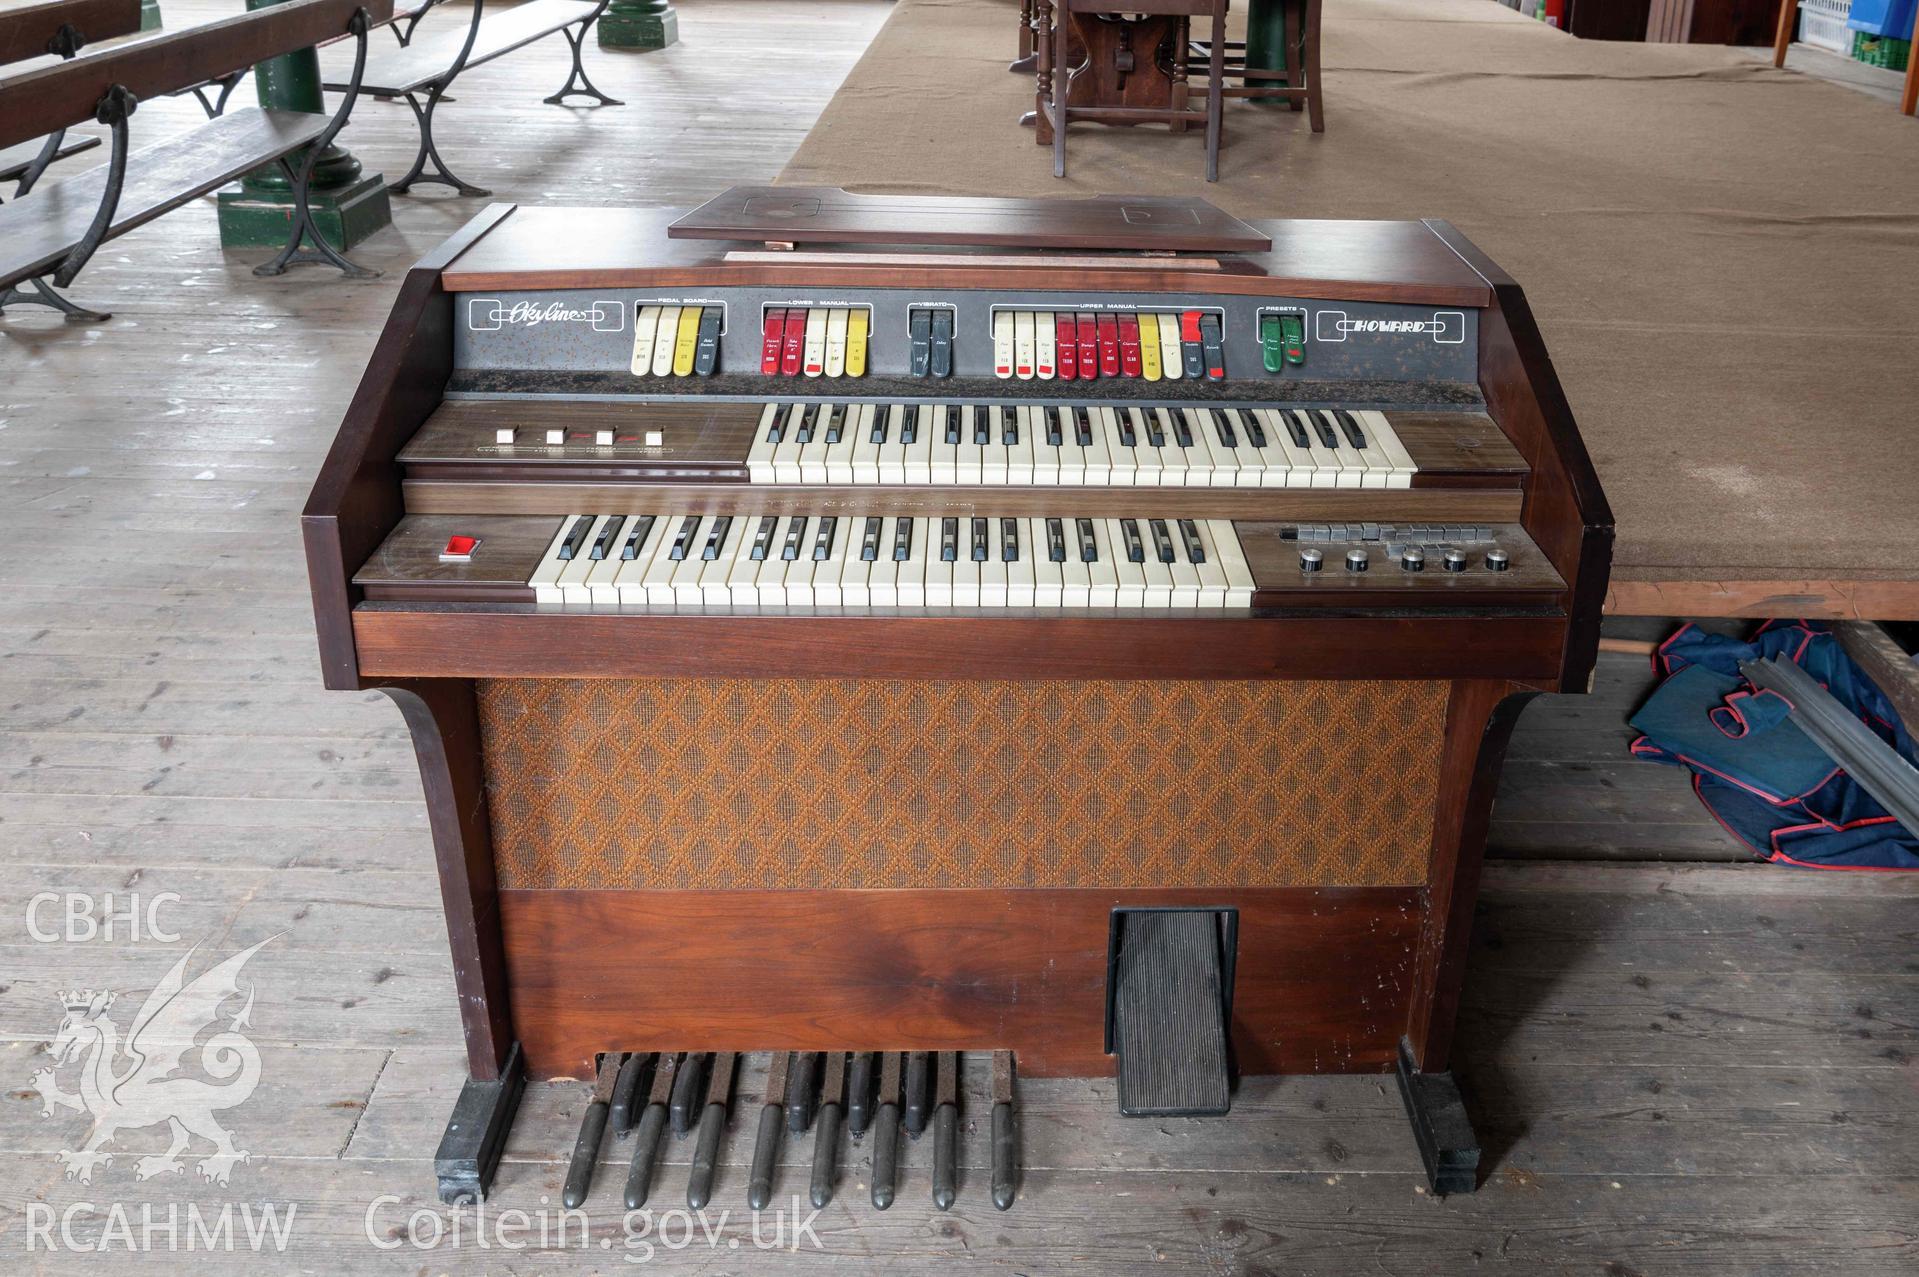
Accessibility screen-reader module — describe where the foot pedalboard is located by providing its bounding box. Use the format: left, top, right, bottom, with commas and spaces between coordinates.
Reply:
547, 1049, 1018, 1213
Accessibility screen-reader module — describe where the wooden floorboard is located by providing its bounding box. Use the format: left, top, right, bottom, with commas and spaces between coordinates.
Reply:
1, 1, 1912, 1270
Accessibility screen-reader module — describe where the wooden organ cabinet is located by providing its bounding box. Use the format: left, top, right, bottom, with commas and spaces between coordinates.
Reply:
304, 188, 1612, 1209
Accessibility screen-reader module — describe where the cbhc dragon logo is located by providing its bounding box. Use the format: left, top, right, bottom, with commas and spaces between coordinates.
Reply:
29, 937, 275, 1185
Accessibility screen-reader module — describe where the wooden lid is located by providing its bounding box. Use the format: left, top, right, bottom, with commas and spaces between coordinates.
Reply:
666, 186, 1273, 254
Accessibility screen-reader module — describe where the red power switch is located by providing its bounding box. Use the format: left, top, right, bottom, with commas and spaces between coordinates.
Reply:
1076, 312, 1099, 380
779, 310, 805, 377
760, 309, 785, 374
440, 534, 480, 562
1095, 314, 1120, 378
1117, 314, 1142, 378
1056, 315, 1078, 381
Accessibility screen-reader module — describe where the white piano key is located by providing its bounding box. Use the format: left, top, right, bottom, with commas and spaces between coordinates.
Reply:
1030, 408, 1062, 486
825, 403, 863, 484
802, 308, 827, 377
1362, 410, 1418, 488
981, 520, 1011, 605
669, 517, 715, 604
952, 520, 983, 606
1082, 407, 1114, 486
751, 519, 796, 605
1060, 518, 1093, 606
1124, 408, 1163, 487
1318, 410, 1365, 489
699, 517, 746, 605
582, 515, 630, 603
529, 515, 585, 604
727, 517, 770, 606
1189, 519, 1230, 607
797, 405, 834, 484
1183, 408, 1237, 489
866, 519, 902, 605
1209, 518, 1256, 606
771, 404, 807, 483
1139, 522, 1176, 607
1286, 409, 1338, 489
1093, 407, 1134, 487
554, 515, 615, 604
1031, 518, 1064, 607
957, 406, 986, 485
1007, 519, 1037, 606
877, 404, 909, 484
644, 516, 697, 604
1238, 408, 1292, 489
838, 522, 875, 607
812, 518, 848, 607
1013, 310, 1036, 380
896, 518, 929, 606
1154, 409, 1190, 487
1006, 406, 1037, 484
824, 308, 848, 378
904, 405, 936, 484
1259, 408, 1318, 489
1056, 407, 1088, 486
1216, 409, 1267, 489
650, 305, 680, 377
929, 406, 960, 485
1110, 519, 1148, 607
1086, 518, 1120, 607
747, 402, 782, 482
848, 404, 882, 484
631, 306, 661, 376
782, 527, 820, 606
1167, 526, 1203, 608
613, 515, 668, 604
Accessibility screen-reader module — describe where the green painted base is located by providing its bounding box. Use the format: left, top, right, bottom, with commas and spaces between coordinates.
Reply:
598, 8, 678, 49
140, 0, 162, 29
216, 172, 392, 252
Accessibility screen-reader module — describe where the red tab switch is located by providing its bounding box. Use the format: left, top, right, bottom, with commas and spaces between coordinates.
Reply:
780, 310, 805, 377
1095, 314, 1120, 378
1076, 311, 1099, 381
760, 309, 785, 374
1180, 310, 1202, 343
1056, 315, 1077, 381
440, 534, 479, 562
1117, 314, 1142, 378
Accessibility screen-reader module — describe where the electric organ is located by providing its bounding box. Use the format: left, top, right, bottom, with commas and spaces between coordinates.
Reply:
304, 188, 1612, 1208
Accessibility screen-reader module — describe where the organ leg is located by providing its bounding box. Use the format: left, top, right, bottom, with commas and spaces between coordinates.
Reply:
381, 679, 524, 1205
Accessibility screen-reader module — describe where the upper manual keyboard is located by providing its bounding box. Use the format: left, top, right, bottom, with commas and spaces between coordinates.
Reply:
743, 403, 1415, 489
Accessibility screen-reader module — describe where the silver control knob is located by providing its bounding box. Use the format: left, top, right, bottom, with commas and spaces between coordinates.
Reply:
1443, 548, 1469, 573
1400, 547, 1425, 572
1485, 548, 1511, 572
1299, 547, 1324, 573
1345, 548, 1370, 573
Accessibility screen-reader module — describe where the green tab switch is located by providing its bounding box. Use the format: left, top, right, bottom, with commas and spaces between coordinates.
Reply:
1259, 315, 1284, 373
1279, 313, 1306, 366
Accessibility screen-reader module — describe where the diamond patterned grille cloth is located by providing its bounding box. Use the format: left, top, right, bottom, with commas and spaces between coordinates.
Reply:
479, 679, 1446, 889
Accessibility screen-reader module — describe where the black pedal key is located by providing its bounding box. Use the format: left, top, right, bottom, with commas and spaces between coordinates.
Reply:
624, 1052, 679, 1209
810, 1053, 847, 1209
785, 1051, 821, 1133
932, 1052, 959, 1211
846, 1052, 877, 1136
669, 1051, 709, 1137
903, 1051, 931, 1137
563, 1051, 625, 1208
687, 1052, 736, 1210
747, 1052, 789, 1211
991, 1050, 1018, 1211
871, 1053, 902, 1210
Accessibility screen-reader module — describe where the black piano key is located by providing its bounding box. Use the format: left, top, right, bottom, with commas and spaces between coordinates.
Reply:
1180, 518, 1206, 564
1212, 409, 1238, 448
1077, 518, 1097, 563
1116, 410, 1138, 448
1244, 411, 1269, 448
1122, 518, 1145, 563
750, 515, 777, 562
861, 517, 882, 562
795, 403, 819, 444
900, 408, 918, 445
1146, 411, 1167, 447
870, 409, 889, 445
1151, 518, 1177, 564
781, 517, 809, 561
1336, 408, 1369, 449
971, 517, 989, 562
765, 408, 785, 443
973, 405, 992, 445
940, 517, 959, 563
1001, 518, 1020, 563
1172, 413, 1195, 449
1046, 518, 1066, 564
589, 516, 626, 561
1284, 410, 1313, 449
812, 517, 837, 562
1000, 404, 1019, 445
558, 515, 595, 561
1044, 407, 1063, 447
943, 405, 961, 445
1312, 410, 1341, 450
1072, 405, 1093, 447
893, 518, 914, 562
667, 515, 700, 562
701, 516, 731, 561
621, 515, 657, 560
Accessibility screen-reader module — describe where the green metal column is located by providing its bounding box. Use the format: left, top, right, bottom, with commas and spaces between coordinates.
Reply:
599, 0, 678, 50
139, 0, 162, 31
1243, 0, 1290, 96
217, 0, 391, 251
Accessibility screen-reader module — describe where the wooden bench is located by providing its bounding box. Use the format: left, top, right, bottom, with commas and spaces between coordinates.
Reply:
0, 0, 139, 205
0, 0, 395, 322
180, 0, 439, 120
324, 0, 620, 197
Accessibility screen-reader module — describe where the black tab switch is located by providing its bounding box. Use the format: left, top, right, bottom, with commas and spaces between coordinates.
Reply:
929, 310, 953, 379
909, 310, 932, 378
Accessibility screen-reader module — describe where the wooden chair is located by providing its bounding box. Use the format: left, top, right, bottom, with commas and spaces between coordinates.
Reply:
1191, 0, 1324, 133
1773, 0, 1918, 116
1035, 0, 1227, 181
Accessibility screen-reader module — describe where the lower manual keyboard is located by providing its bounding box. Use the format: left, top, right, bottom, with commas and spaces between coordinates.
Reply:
529, 513, 1255, 608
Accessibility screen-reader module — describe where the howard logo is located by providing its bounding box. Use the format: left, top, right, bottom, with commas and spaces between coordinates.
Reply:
1314, 309, 1466, 344
468, 297, 625, 333
29, 938, 275, 1186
